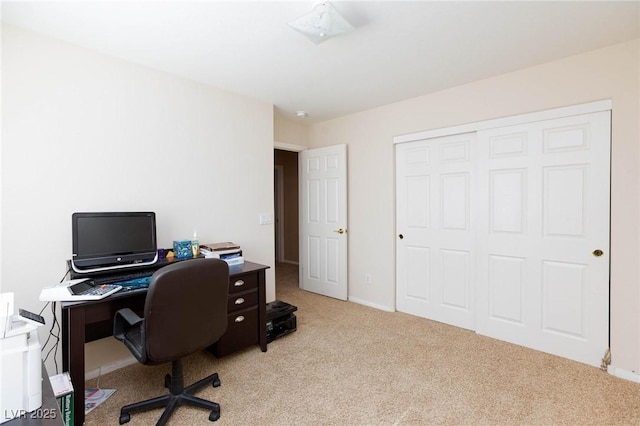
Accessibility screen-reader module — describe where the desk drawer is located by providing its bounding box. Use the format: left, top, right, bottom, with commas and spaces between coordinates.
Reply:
210, 306, 259, 357
227, 290, 258, 313
229, 273, 258, 294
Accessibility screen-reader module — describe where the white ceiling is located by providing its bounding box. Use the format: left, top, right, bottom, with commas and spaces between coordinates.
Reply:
2, 1, 639, 124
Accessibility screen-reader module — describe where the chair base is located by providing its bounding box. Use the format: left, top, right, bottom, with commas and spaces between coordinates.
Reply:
119, 359, 221, 425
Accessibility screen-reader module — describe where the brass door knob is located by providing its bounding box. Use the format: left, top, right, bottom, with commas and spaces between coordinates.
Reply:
334, 228, 346, 234
593, 249, 604, 257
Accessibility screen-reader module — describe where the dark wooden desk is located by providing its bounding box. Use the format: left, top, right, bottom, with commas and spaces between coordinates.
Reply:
5, 362, 64, 426
61, 261, 269, 425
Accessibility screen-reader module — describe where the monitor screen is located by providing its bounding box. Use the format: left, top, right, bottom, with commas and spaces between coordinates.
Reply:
71, 212, 158, 272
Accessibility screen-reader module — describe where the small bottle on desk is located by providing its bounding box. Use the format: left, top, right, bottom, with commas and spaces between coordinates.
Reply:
191, 230, 199, 257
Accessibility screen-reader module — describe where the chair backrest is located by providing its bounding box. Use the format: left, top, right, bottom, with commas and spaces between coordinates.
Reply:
143, 258, 229, 363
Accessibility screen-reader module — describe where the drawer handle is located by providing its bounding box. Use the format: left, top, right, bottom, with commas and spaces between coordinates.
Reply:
234, 315, 245, 323
234, 279, 245, 287
234, 297, 245, 305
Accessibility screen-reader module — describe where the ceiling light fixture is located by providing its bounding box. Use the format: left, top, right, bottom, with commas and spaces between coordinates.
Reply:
296, 111, 308, 118
288, 1, 354, 44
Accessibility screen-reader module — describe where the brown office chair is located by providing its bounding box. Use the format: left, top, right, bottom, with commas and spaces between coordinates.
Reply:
113, 258, 229, 425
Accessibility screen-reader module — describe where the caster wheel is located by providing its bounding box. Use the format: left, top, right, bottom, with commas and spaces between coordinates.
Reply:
212, 377, 221, 388
209, 410, 220, 422
119, 413, 130, 424
164, 374, 171, 388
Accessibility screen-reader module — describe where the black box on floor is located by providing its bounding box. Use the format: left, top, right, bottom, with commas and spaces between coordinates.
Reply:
266, 300, 298, 343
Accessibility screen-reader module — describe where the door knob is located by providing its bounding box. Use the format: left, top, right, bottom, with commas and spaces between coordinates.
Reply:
593, 249, 604, 257
334, 228, 346, 234
398, 234, 404, 239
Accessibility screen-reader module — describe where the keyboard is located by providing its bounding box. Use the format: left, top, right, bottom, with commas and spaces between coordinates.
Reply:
92, 269, 154, 286
115, 276, 153, 292
69, 269, 155, 295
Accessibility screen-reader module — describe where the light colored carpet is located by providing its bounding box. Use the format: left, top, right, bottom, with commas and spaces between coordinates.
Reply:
85, 263, 640, 425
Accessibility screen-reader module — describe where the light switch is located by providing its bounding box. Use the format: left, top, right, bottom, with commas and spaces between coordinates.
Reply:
259, 213, 273, 225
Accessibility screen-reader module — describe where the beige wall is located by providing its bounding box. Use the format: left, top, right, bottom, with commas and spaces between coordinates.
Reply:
2, 25, 276, 374
307, 39, 640, 374
274, 110, 309, 146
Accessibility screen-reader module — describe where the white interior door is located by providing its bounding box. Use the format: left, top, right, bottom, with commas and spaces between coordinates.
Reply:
299, 145, 348, 300
396, 133, 476, 330
475, 111, 610, 367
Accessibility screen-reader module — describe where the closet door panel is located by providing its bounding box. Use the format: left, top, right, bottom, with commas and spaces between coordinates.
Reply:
396, 133, 476, 330
476, 111, 610, 367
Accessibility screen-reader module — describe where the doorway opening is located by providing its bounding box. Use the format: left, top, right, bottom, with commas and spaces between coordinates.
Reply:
274, 148, 300, 296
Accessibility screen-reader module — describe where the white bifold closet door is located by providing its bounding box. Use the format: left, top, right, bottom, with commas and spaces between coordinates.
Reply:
475, 111, 610, 367
396, 132, 476, 330
396, 110, 610, 367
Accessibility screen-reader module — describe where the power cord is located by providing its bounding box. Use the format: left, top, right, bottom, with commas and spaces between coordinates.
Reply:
41, 267, 71, 374
42, 301, 60, 374
38, 302, 49, 317
59, 268, 71, 283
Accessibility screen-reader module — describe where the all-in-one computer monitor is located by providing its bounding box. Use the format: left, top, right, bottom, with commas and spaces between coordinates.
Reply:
71, 212, 158, 273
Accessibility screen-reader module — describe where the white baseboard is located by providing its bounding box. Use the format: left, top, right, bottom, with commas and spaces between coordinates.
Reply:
86, 356, 137, 381
348, 296, 394, 312
607, 365, 640, 383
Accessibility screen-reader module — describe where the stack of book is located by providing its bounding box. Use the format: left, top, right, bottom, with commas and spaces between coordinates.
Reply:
200, 242, 244, 266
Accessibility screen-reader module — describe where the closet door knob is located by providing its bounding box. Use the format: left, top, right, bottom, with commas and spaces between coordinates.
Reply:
398, 234, 404, 240
593, 249, 604, 257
